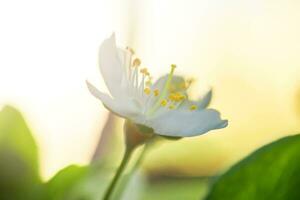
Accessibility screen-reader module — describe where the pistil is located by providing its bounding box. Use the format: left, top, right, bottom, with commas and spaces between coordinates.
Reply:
146, 64, 176, 115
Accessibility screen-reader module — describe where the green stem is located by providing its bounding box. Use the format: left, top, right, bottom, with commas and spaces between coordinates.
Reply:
131, 141, 152, 173
114, 138, 156, 199
103, 148, 133, 200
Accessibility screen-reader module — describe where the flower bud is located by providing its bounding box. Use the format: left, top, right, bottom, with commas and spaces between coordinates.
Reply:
124, 120, 154, 150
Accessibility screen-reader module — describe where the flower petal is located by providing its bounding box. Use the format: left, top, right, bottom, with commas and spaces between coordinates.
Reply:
151, 75, 186, 93
86, 81, 141, 118
148, 108, 228, 137
98, 33, 125, 98
197, 89, 212, 109
180, 89, 213, 110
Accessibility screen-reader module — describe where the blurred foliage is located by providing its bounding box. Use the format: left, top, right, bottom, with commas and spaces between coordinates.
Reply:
45, 165, 208, 200
45, 165, 89, 200
0, 105, 209, 200
205, 134, 300, 200
44, 163, 114, 200
141, 177, 208, 200
1, 105, 300, 200
0, 106, 43, 200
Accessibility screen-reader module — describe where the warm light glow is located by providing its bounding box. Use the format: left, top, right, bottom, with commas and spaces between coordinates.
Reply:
1, 0, 300, 180
0, 0, 129, 180
130, 0, 300, 175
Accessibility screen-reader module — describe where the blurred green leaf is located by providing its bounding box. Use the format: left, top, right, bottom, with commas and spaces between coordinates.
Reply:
0, 105, 43, 199
205, 134, 300, 200
45, 163, 155, 200
45, 163, 114, 200
45, 165, 89, 200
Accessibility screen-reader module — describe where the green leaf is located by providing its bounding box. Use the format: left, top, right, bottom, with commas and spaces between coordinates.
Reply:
205, 134, 300, 200
45, 163, 113, 200
45, 165, 89, 200
0, 105, 42, 199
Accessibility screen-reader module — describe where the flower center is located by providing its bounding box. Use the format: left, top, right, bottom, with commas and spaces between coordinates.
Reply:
125, 47, 198, 115
146, 64, 177, 116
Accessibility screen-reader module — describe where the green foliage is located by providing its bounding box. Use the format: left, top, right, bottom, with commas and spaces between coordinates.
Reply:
45, 166, 209, 200
45, 163, 113, 200
45, 165, 89, 200
3, 105, 300, 200
205, 134, 300, 200
0, 106, 43, 199
141, 178, 208, 200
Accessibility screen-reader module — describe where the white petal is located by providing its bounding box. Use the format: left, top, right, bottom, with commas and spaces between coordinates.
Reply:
181, 89, 213, 110
197, 89, 212, 109
117, 48, 131, 90
86, 81, 141, 119
99, 33, 125, 98
151, 75, 185, 92
178, 89, 212, 112
147, 109, 228, 137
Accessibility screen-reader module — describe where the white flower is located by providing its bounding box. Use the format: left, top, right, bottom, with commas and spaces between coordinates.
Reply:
87, 34, 228, 137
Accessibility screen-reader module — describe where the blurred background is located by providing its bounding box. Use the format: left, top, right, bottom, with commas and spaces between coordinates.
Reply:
1, 0, 300, 196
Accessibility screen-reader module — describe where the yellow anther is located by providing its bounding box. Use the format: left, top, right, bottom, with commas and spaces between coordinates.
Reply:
168, 93, 175, 100
189, 105, 198, 111
144, 87, 151, 95
147, 64, 176, 115
169, 104, 175, 109
171, 64, 177, 69
133, 58, 141, 67
126, 46, 135, 54
154, 89, 159, 96
169, 92, 185, 102
140, 68, 150, 77
168, 93, 176, 101
140, 67, 148, 74
160, 99, 168, 106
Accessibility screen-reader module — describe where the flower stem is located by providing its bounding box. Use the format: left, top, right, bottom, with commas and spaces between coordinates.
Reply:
102, 148, 133, 200
113, 138, 157, 199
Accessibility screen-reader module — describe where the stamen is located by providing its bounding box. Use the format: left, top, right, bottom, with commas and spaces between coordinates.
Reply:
147, 64, 177, 115
189, 105, 198, 111
145, 76, 152, 86
169, 92, 186, 102
126, 46, 135, 54
160, 99, 168, 106
133, 58, 141, 67
140, 68, 148, 74
139, 74, 146, 96
144, 87, 151, 95
130, 65, 139, 91
186, 78, 195, 89
154, 89, 159, 97
135, 71, 139, 92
